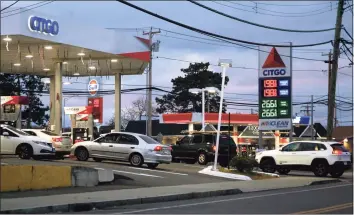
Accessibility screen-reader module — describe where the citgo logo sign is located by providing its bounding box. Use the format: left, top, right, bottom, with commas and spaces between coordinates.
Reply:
88, 79, 99, 96
28, 16, 59, 36
262, 69, 286, 76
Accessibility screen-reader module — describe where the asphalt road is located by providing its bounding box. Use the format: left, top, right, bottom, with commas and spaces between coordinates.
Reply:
84, 182, 353, 214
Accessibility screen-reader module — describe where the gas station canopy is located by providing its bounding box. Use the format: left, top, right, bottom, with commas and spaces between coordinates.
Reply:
1, 8, 150, 77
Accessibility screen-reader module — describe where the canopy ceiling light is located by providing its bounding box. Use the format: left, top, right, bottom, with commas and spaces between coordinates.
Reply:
3, 37, 12, 42
43, 68, 50, 71
63, 61, 68, 64
88, 66, 96, 70
73, 72, 80, 76
13, 63, 21, 67
44, 46, 53, 50
25, 54, 33, 59
111, 59, 118, 63
77, 52, 85, 56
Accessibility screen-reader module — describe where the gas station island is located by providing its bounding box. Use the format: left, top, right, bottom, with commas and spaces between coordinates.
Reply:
1, 7, 150, 137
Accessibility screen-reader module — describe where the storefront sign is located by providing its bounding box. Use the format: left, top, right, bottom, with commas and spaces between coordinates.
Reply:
88, 97, 103, 123
28, 16, 59, 36
64, 106, 93, 115
258, 46, 292, 131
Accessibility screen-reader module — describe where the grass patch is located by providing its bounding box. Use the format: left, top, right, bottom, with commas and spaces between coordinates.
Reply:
219, 167, 278, 180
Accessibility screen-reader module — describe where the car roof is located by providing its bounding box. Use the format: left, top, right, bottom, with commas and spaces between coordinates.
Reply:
109, 131, 147, 136
291, 140, 340, 145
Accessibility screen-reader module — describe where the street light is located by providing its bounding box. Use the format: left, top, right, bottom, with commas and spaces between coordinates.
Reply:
189, 87, 220, 131
213, 59, 232, 171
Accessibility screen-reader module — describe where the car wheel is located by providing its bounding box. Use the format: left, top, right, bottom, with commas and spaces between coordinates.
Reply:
75, 147, 89, 161
18, 144, 33, 160
130, 153, 144, 167
197, 152, 208, 165
93, 158, 102, 162
260, 159, 276, 173
147, 163, 159, 169
312, 161, 329, 177
329, 169, 344, 178
277, 167, 291, 175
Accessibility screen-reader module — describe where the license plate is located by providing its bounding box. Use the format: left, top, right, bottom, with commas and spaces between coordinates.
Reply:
163, 150, 170, 154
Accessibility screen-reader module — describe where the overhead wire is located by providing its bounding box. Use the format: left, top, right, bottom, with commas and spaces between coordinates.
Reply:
1, 1, 54, 18
116, 0, 333, 48
189, 0, 336, 33
212, 1, 336, 18
1, 0, 19, 12
249, 1, 332, 7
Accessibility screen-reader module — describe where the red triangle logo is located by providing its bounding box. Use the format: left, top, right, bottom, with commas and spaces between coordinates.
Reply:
262, 47, 286, 68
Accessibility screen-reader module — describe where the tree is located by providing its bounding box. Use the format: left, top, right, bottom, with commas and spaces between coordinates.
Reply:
155, 62, 229, 113
0, 73, 49, 127
107, 96, 157, 128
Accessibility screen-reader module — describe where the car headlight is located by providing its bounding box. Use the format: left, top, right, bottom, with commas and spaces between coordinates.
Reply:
33, 141, 49, 146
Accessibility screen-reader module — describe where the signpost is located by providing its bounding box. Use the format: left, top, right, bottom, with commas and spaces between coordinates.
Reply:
258, 46, 292, 131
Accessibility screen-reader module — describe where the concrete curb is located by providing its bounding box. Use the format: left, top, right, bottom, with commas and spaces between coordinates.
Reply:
0, 188, 243, 214
308, 179, 342, 186
0, 179, 343, 214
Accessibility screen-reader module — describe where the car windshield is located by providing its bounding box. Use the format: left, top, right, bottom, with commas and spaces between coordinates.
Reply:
140, 135, 160, 144
41, 130, 59, 136
5, 125, 30, 136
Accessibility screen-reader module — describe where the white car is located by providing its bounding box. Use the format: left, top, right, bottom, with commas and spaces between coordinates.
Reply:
22, 129, 73, 159
255, 141, 352, 178
0, 125, 56, 159
71, 132, 172, 169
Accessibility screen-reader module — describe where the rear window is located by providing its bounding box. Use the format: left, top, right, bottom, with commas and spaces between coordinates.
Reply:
331, 144, 349, 152
41, 130, 59, 136
140, 135, 160, 144
218, 135, 236, 146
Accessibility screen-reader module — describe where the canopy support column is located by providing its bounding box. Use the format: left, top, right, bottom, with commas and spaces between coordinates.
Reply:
54, 63, 62, 135
115, 73, 121, 132
49, 76, 56, 130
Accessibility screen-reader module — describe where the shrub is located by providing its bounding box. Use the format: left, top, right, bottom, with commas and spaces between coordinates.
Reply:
229, 156, 258, 173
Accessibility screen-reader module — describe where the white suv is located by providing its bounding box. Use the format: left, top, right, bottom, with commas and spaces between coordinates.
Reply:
0, 125, 56, 159
255, 141, 352, 178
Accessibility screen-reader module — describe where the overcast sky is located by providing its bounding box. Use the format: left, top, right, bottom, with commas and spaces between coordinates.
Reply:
1, 1, 353, 127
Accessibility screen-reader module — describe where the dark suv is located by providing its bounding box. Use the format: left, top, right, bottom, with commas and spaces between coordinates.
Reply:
171, 133, 237, 167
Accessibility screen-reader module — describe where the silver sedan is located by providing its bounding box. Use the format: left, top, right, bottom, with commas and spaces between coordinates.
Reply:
70, 132, 172, 169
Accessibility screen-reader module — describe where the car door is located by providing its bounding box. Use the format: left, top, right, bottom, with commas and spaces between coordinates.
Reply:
114, 134, 140, 161
172, 136, 192, 158
188, 134, 203, 158
0, 129, 20, 154
93, 133, 121, 158
276, 142, 301, 165
298, 142, 320, 165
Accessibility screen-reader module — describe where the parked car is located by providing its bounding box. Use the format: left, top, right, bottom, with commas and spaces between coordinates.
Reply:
0, 125, 55, 159
255, 141, 352, 178
70, 132, 172, 169
171, 133, 237, 167
22, 129, 73, 159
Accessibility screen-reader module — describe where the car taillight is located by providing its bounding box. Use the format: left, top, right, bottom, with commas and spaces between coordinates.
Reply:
332, 150, 343, 155
154, 146, 162, 151
52, 137, 62, 142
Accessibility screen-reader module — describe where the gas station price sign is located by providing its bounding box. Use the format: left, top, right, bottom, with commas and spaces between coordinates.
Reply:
259, 78, 291, 119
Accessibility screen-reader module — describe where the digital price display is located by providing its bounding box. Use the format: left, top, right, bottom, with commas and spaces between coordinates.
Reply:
259, 78, 291, 119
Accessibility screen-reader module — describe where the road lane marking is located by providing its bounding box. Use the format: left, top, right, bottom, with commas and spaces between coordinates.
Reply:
120, 184, 352, 214
129, 167, 188, 176
112, 170, 164, 178
293, 202, 353, 214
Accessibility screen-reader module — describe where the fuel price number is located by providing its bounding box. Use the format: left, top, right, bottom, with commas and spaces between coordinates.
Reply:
263, 79, 278, 98
261, 99, 277, 118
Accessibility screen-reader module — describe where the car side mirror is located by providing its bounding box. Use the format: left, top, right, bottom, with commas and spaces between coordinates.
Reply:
2, 132, 9, 136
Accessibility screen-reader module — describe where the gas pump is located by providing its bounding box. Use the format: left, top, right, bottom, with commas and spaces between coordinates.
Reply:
0, 96, 29, 129
64, 106, 94, 144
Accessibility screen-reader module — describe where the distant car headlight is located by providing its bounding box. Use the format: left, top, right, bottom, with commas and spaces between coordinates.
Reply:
33, 141, 49, 147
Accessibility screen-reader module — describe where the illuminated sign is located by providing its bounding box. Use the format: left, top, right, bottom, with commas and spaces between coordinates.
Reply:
28, 16, 59, 36
88, 79, 99, 96
258, 47, 292, 130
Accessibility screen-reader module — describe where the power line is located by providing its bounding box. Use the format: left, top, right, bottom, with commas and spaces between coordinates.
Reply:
116, 0, 333, 48
1, 0, 19, 12
189, 1, 336, 33
154, 55, 353, 77
213, 1, 335, 18
1, 1, 45, 14
1, 1, 54, 18
250, 1, 332, 7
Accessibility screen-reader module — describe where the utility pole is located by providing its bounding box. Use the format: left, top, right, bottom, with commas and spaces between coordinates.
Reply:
327, 0, 345, 140
323, 51, 333, 94
310, 95, 314, 140
143, 27, 160, 136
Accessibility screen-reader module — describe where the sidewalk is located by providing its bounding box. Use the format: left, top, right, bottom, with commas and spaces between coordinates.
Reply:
0, 177, 341, 214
